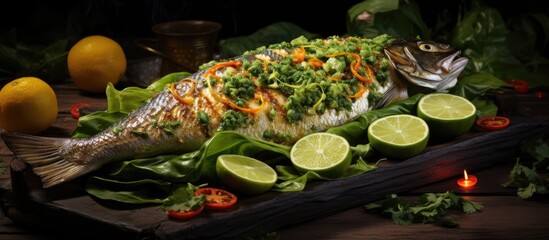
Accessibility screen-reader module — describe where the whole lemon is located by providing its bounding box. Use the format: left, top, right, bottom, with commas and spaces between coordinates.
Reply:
0, 77, 58, 134
67, 35, 127, 93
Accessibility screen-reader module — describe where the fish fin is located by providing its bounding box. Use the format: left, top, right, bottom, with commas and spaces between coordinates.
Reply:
1, 132, 87, 188
373, 85, 408, 109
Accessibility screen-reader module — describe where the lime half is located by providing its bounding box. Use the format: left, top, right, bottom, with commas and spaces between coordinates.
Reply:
216, 154, 277, 196
290, 132, 351, 178
417, 93, 476, 139
368, 114, 429, 159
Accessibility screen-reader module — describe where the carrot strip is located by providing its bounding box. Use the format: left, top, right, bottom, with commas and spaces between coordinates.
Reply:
291, 47, 306, 63
350, 63, 369, 83
344, 83, 368, 99
307, 57, 324, 68
170, 79, 196, 105
203, 60, 241, 79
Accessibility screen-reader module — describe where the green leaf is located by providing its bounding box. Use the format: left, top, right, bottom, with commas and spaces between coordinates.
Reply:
219, 22, 321, 57
517, 183, 537, 199
347, 0, 427, 38
450, 6, 529, 80
71, 111, 128, 138
86, 177, 171, 204
106, 83, 154, 114
0, 29, 70, 83
161, 183, 206, 212
365, 191, 483, 226
462, 199, 484, 214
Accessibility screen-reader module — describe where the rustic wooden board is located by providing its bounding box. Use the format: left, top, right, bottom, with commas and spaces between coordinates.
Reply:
2, 118, 548, 239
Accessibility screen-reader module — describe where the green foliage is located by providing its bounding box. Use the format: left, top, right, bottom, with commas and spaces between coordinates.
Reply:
219, 22, 321, 57
161, 183, 206, 212
0, 29, 70, 83
502, 132, 549, 199
364, 191, 484, 227
347, 0, 428, 38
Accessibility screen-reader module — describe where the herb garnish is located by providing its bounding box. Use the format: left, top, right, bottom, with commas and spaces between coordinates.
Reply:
364, 191, 483, 227
501, 135, 549, 199
161, 183, 206, 212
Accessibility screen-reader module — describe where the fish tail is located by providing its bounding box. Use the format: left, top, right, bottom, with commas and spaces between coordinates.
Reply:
1, 132, 87, 188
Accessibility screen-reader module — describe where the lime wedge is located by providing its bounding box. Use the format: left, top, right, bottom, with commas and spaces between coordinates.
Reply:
216, 154, 277, 196
290, 132, 351, 178
417, 93, 476, 139
367, 114, 429, 159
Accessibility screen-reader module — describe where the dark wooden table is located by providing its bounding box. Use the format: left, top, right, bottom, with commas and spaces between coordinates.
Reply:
1, 81, 548, 240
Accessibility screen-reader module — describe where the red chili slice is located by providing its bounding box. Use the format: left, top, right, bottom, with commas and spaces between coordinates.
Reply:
167, 205, 204, 220
70, 102, 92, 119
195, 187, 238, 210
475, 116, 510, 131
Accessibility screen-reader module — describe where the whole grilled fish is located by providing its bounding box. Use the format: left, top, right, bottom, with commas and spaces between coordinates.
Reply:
1, 35, 468, 188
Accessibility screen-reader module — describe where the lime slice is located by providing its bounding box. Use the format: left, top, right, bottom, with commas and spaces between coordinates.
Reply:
216, 154, 277, 196
417, 93, 476, 139
290, 132, 351, 178
367, 114, 429, 159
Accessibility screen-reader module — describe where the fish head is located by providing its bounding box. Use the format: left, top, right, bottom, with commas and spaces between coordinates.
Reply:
384, 39, 468, 92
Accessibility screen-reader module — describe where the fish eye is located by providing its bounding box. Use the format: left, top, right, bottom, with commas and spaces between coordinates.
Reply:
419, 43, 437, 52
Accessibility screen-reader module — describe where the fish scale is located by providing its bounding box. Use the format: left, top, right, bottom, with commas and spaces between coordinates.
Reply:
1, 34, 468, 188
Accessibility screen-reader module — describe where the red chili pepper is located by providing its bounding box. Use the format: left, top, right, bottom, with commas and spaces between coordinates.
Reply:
475, 116, 510, 131
195, 187, 238, 211
70, 102, 92, 119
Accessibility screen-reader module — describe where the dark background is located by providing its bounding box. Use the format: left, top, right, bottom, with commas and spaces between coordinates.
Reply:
0, 0, 547, 83
1, 0, 545, 44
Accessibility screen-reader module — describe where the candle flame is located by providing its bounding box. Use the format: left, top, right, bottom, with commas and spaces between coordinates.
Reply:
463, 169, 468, 180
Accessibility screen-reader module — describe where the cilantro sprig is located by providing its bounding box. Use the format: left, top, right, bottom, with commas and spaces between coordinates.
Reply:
502, 136, 549, 199
364, 191, 483, 227
161, 183, 206, 212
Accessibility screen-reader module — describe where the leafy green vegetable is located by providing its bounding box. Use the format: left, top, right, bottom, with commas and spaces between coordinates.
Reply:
364, 191, 484, 227
450, 7, 525, 79
0, 29, 70, 83
347, 0, 428, 38
219, 22, 321, 57
161, 183, 206, 212
501, 131, 549, 199
86, 131, 292, 204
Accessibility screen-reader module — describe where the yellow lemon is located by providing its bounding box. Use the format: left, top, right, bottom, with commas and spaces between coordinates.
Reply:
0, 77, 58, 134
67, 35, 127, 93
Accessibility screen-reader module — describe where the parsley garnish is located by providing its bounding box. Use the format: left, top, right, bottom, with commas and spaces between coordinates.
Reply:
364, 191, 483, 227
501, 135, 549, 199
161, 183, 206, 212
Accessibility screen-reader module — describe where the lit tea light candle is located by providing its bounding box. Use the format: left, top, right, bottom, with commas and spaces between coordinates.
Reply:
457, 169, 477, 188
